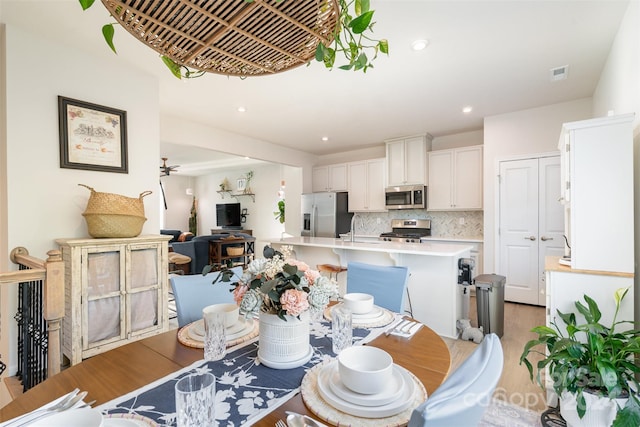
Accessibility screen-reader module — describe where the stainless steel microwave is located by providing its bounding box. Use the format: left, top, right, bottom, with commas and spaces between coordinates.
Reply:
384, 185, 427, 210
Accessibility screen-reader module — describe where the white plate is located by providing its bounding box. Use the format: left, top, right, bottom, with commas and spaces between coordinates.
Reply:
316, 363, 415, 418
192, 316, 246, 337
351, 305, 384, 321
258, 345, 314, 369
103, 413, 159, 426
325, 361, 405, 407
188, 318, 253, 342
30, 408, 103, 426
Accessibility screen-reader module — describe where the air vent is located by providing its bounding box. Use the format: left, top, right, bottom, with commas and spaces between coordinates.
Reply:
550, 65, 569, 82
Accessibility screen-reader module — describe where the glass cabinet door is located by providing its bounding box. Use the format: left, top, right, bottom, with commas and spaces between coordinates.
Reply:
84, 248, 126, 349
128, 245, 162, 335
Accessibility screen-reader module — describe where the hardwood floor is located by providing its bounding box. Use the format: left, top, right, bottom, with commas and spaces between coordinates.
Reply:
441, 296, 548, 413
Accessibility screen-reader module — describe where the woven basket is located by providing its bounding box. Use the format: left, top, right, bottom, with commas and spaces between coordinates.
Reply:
227, 247, 244, 256
79, 184, 152, 238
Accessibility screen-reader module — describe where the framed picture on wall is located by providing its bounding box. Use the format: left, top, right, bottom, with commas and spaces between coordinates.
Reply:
58, 96, 128, 173
236, 178, 247, 192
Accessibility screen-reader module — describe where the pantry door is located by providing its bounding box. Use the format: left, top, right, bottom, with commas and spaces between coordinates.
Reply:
498, 156, 564, 305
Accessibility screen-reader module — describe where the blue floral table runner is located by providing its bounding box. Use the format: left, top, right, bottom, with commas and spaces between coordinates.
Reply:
97, 318, 388, 426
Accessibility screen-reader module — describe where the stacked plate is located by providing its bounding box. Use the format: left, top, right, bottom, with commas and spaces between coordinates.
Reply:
326, 303, 394, 328
315, 360, 415, 418
188, 316, 255, 342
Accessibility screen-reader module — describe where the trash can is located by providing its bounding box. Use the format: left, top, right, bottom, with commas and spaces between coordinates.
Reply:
473, 274, 506, 337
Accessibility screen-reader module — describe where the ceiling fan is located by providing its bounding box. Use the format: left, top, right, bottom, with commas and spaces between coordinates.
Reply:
160, 157, 179, 177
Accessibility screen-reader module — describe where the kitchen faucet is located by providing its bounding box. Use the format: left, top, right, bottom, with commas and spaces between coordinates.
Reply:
350, 213, 359, 242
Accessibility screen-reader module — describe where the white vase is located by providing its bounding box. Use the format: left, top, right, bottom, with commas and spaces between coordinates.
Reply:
258, 311, 311, 369
560, 391, 627, 427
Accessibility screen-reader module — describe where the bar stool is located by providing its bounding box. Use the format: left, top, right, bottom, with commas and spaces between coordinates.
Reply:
316, 264, 347, 281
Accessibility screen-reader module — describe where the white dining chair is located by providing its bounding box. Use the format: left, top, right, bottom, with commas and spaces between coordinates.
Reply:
407, 333, 504, 427
346, 262, 410, 314
170, 266, 243, 327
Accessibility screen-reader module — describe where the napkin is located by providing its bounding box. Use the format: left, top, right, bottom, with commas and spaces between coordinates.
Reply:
0, 389, 86, 427
389, 320, 423, 338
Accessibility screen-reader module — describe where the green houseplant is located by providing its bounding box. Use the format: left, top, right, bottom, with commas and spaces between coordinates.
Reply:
520, 287, 640, 427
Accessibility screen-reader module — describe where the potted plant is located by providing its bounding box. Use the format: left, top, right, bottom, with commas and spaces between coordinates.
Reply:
520, 287, 640, 427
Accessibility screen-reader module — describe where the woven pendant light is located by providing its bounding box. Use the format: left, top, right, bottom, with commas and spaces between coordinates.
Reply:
100, 0, 340, 77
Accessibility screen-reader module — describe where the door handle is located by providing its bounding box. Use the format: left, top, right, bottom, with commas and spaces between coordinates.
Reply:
540, 236, 553, 241
524, 236, 536, 241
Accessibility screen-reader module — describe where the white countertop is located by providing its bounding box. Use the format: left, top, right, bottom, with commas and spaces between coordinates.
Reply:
421, 236, 483, 244
271, 236, 473, 257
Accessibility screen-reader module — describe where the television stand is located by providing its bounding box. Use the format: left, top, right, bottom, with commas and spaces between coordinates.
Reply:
211, 228, 252, 236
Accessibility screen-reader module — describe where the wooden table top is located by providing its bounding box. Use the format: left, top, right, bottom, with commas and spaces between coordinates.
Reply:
0, 319, 451, 426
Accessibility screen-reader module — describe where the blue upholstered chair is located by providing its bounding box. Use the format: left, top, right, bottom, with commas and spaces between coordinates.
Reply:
408, 333, 504, 427
346, 262, 410, 314
169, 266, 243, 327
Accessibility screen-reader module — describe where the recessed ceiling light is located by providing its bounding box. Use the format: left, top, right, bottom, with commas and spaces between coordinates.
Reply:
462, 106, 473, 114
322, 136, 329, 142
411, 39, 429, 51
237, 106, 246, 113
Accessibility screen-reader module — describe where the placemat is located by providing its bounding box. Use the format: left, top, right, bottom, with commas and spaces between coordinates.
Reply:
301, 360, 427, 427
177, 318, 259, 349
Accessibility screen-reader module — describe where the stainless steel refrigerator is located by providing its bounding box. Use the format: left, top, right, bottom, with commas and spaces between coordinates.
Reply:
301, 192, 353, 238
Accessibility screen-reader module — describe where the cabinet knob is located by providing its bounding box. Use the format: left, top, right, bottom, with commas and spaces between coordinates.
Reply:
524, 236, 536, 241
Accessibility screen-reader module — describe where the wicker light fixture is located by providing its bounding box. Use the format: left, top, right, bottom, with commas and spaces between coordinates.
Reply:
100, 0, 340, 77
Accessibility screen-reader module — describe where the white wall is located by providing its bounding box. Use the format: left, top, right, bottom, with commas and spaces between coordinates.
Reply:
160, 175, 193, 231
483, 98, 593, 273
591, 0, 640, 325
431, 130, 483, 151
2, 22, 160, 376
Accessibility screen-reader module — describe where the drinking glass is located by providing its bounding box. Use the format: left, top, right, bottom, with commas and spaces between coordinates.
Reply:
331, 305, 352, 354
174, 372, 216, 427
203, 307, 226, 361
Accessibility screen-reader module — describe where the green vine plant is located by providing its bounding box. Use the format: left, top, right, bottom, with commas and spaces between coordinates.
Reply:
78, 0, 387, 78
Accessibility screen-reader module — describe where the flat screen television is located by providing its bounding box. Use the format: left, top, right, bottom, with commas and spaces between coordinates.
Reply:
216, 203, 242, 229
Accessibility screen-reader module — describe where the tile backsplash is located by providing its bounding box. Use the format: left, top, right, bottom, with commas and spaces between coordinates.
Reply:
354, 210, 483, 239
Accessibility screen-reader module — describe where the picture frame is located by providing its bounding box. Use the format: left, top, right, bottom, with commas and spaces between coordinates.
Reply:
236, 178, 247, 191
58, 96, 128, 173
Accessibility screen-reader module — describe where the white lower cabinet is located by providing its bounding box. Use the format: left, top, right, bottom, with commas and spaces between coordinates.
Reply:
56, 235, 171, 365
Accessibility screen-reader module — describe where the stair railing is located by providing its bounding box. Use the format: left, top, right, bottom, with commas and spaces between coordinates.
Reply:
0, 247, 64, 391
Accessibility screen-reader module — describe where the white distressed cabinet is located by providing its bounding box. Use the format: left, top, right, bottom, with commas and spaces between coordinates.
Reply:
385, 135, 432, 186
559, 114, 634, 273
56, 235, 171, 365
312, 163, 348, 192
428, 145, 483, 210
348, 158, 386, 212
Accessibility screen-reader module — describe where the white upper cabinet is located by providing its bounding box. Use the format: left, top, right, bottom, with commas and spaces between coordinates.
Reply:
348, 158, 386, 212
559, 113, 634, 273
312, 163, 348, 192
428, 145, 483, 210
385, 135, 432, 186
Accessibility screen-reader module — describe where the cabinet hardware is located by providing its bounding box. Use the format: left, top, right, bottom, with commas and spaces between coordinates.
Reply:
524, 236, 536, 241
540, 236, 553, 241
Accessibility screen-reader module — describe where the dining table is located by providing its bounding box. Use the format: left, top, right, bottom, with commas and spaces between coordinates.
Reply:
0, 312, 452, 426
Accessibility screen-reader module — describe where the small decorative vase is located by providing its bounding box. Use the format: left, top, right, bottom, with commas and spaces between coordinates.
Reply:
257, 311, 311, 369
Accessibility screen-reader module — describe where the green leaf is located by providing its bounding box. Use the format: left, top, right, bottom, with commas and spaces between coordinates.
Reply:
161, 56, 183, 79
583, 294, 602, 323
349, 10, 374, 34
102, 24, 117, 54
615, 287, 629, 307
378, 39, 389, 54
78, 0, 95, 10
315, 43, 325, 62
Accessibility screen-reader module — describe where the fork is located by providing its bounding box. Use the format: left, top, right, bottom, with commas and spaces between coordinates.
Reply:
275, 419, 288, 427
14, 391, 87, 427
3, 388, 80, 427
385, 319, 410, 336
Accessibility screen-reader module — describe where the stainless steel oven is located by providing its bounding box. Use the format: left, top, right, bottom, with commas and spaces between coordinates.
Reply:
384, 185, 426, 210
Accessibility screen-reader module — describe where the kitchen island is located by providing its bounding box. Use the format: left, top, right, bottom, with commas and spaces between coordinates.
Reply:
270, 236, 473, 338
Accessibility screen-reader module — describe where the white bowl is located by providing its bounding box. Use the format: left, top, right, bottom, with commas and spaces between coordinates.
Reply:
342, 293, 374, 314
203, 303, 239, 328
337, 346, 393, 395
